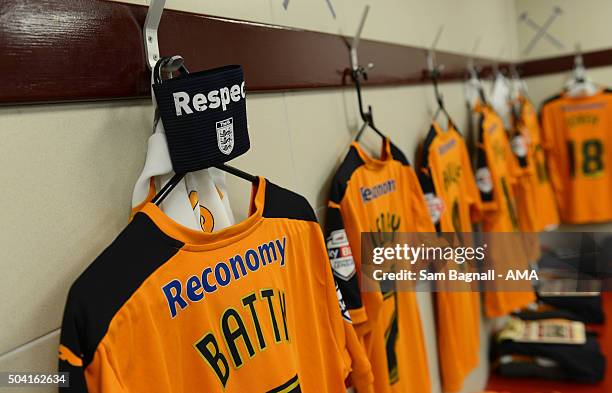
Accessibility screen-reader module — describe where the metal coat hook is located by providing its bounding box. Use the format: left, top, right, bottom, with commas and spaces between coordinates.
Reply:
520, 6, 564, 56
144, 0, 167, 69
573, 43, 586, 82
427, 26, 451, 123
350, 5, 370, 72
351, 5, 383, 141
426, 25, 444, 76
466, 37, 487, 105
467, 36, 481, 77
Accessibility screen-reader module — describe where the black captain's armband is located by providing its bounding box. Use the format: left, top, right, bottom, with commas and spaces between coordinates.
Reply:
193, 288, 290, 388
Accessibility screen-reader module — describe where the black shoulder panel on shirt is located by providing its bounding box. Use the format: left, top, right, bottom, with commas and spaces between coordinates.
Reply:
420, 126, 437, 169
61, 213, 183, 368
452, 125, 464, 137
389, 141, 411, 166
477, 114, 485, 143
263, 180, 317, 222
329, 146, 365, 204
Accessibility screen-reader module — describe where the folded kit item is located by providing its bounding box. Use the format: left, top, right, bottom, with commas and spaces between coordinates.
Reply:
495, 323, 606, 383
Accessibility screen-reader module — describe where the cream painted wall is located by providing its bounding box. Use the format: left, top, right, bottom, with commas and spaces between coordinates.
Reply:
116, 0, 519, 60
516, 0, 612, 60
0, 1, 521, 393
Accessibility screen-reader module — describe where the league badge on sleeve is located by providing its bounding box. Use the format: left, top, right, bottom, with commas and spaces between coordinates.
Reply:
326, 230, 356, 281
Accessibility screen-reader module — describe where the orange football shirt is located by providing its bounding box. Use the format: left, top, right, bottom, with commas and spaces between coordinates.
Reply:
518, 96, 559, 231
59, 178, 373, 393
418, 122, 482, 392
540, 89, 612, 223
506, 97, 544, 263
474, 105, 536, 317
325, 138, 433, 393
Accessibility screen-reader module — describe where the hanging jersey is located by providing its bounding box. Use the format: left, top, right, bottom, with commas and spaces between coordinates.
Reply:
325, 139, 433, 393
475, 105, 536, 317
507, 99, 542, 264
475, 104, 522, 232
59, 178, 373, 393
518, 97, 559, 231
418, 122, 482, 392
540, 89, 612, 223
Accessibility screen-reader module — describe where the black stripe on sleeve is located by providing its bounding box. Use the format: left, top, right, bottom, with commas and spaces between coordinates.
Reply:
389, 141, 411, 166
59, 213, 183, 370
329, 146, 365, 204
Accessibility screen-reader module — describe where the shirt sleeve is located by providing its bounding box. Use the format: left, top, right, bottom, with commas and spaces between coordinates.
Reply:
336, 283, 375, 393
460, 141, 483, 223
317, 219, 374, 393
407, 168, 437, 232
58, 292, 88, 392
475, 121, 499, 212
324, 202, 367, 325
416, 164, 443, 232
539, 104, 565, 209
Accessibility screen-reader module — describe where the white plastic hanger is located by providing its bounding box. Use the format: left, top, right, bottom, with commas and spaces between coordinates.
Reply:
565, 44, 598, 97
490, 67, 512, 128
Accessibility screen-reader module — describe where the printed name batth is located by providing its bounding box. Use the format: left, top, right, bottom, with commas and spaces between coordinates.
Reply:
373, 269, 538, 282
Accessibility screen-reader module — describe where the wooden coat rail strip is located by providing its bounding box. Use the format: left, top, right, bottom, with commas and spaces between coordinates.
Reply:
1, 0, 612, 105
0, 0, 499, 105
518, 48, 612, 78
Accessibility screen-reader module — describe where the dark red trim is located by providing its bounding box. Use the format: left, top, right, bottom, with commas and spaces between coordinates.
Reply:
0, 0, 610, 105
518, 48, 612, 78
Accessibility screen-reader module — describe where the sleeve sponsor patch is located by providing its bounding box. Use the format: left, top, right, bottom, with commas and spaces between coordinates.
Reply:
511, 135, 528, 158
326, 229, 356, 281
424, 193, 444, 224
476, 167, 493, 193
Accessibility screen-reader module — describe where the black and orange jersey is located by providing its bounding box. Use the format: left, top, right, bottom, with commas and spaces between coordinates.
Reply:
58, 178, 373, 393
475, 104, 521, 232
418, 122, 482, 393
325, 138, 433, 393
517, 96, 559, 231
474, 105, 536, 317
419, 122, 482, 232
540, 89, 612, 223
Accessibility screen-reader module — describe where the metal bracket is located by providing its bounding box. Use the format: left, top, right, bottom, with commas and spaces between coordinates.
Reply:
467, 36, 481, 78
144, 0, 167, 69
573, 43, 586, 81
520, 6, 564, 56
426, 25, 445, 77
350, 5, 370, 72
